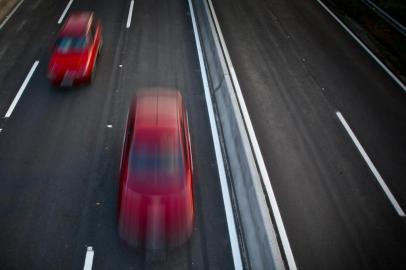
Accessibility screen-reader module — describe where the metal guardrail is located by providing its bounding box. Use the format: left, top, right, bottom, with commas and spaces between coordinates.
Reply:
360, 0, 406, 37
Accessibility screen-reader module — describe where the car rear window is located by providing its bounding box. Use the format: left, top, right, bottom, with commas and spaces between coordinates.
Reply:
129, 133, 184, 180
56, 36, 88, 52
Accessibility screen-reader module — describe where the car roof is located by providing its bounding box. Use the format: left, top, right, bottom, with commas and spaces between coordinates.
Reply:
59, 12, 93, 37
127, 90, 186, 192
132, 89, 182, 140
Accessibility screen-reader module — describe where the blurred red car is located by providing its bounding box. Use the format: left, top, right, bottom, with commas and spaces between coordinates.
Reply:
118, 89, 194, 250
48, 12, 102, 86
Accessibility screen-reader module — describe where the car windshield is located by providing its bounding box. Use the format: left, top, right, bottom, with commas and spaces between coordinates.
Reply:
55, 36, 88, 52
129, 132, 184, 180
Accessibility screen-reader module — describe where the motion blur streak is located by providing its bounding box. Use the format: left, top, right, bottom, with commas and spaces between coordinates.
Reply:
118, 89, 194, 251
48, 12, 102, 87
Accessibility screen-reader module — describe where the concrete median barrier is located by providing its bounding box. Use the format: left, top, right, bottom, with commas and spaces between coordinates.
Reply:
0, 0, 19, 26
192, 0, 287, 269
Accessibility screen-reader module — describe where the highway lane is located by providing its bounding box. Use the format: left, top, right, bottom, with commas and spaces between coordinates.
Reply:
0, 0, 68, 117
0, 0, 234, 269
210, 0, 406, 269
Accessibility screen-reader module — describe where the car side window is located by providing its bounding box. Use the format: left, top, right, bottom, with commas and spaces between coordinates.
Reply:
86, 21, 95, 44
124, 116, 134, 156
90, 19, 98, 42
180, 112, 189, 166
92, 21, 97, 37
127, 118, 133, 141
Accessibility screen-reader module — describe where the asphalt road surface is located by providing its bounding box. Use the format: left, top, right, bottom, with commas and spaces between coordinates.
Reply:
1, 0, 406, 269
0, 0, 234, 269
211, 0, 406, 269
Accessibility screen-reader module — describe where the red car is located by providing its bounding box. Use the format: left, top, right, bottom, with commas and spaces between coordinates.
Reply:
118, 89, 194, 250
48, 12, 102, 86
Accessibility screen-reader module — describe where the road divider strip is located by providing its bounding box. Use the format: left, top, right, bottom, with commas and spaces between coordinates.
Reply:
126, 0, 134, 29
191, 0, 291, 268
57, 0, 73, 24
208, 0, 297, 268
188, 0, 243, 269
336, 111, 405, 217
0, 0, 24, 30
4, 60, 39, 118
317, 0, 405, 92
83, 246, 94, 270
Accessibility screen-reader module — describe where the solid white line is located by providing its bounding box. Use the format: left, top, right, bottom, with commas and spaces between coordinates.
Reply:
83, 246, 94, 270
0, 0, 24, 30
126, 0, 134, 29
187, 0, 243, 269
317, 0, 406, 92
206, 0, 297, 268
4, 60, 39, 118
57, 0, 74, 24
336, 111, 405, 217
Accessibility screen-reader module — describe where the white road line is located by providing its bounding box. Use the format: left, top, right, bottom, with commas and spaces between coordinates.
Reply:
187, 0, 243, 269
0, 0, 24, 30
57, 0, 74, 24
83, 246, 94, 270
206, 0, 297, 268
4, 60, 39, 118
317, 0, 406, 92
126, 0, 134, 29
336, 111, 405, 217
